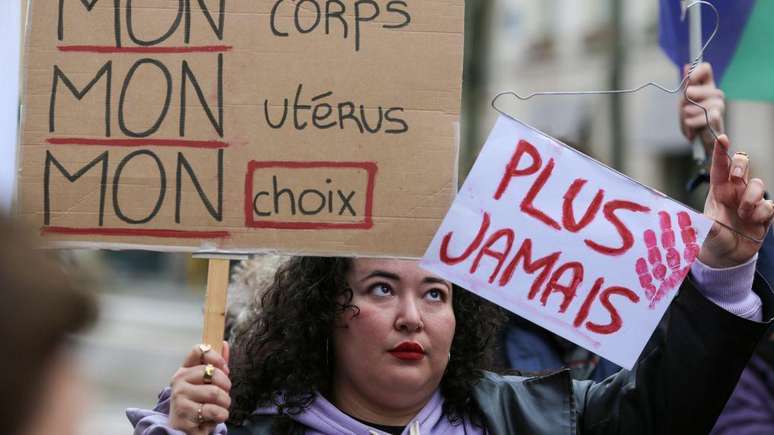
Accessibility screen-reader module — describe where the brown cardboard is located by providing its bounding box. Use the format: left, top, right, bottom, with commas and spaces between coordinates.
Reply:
18, 0, 464, 258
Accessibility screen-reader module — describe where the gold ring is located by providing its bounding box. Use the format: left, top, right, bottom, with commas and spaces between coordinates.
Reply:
196, 404, 205, 425
203, 363, 215, 385
734, 151, 749, 158
198, 344, 212, 364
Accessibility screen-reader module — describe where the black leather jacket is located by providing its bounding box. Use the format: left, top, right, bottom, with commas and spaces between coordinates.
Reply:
231, 275, 774, 435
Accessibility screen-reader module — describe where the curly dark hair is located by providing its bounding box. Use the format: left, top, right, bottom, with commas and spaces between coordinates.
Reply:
228, 256, 506, 428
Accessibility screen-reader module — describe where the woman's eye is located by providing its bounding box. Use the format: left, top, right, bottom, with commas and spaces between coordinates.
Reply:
369, 283, 393, 297
425, 289, 444, 301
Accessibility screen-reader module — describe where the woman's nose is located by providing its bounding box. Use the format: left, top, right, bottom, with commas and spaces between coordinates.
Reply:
395, 297, 424, 332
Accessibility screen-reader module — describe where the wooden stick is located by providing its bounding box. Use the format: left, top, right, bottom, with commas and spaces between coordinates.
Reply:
202, 258, 230, 355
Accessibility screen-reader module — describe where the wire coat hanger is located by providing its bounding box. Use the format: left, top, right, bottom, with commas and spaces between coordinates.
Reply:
492, 1, 720, 144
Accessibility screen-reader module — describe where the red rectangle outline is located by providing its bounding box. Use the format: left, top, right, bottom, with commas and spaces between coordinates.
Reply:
41, 227, 230, 239
244, 161, 378, 230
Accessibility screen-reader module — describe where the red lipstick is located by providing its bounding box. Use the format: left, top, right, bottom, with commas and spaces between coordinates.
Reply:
389, 341, 425, 361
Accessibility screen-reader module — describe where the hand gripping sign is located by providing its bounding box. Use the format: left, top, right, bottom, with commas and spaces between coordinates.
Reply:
421, 116, 713, 369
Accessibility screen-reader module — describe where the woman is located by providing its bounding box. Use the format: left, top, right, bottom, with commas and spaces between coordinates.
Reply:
129, 135, 774, 434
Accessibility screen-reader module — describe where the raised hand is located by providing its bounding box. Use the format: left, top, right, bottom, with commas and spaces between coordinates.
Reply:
700, 135, 774, 268
636, 211, 701, 308
169, 343, 231, 435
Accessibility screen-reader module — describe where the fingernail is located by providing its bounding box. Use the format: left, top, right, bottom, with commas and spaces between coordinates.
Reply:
732, 167, 743, 178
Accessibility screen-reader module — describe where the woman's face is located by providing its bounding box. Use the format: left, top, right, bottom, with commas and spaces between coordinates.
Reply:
332, 259, 456, 411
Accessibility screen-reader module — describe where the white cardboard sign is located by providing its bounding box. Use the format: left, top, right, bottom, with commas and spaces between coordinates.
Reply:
421, 116, 713, 369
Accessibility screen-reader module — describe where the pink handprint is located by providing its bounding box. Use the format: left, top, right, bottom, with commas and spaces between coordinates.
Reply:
635, 211, 700, 308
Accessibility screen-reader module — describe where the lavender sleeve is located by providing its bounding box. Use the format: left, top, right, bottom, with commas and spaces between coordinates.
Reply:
690, 255, 763, 322
126, 387, 228, 435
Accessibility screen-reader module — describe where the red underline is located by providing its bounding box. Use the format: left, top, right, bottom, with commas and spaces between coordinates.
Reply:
42, 226, 230, 239
46, 138, 229, 149
58, 45, 232, 54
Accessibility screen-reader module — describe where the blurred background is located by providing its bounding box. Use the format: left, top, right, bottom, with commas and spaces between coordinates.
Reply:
2, 1, 773, 433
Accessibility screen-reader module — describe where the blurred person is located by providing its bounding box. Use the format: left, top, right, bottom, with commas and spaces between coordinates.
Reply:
711, 325, 774, 435
128, 133, 774, 434
223, 255, 288, 341
0, 217, 98, 435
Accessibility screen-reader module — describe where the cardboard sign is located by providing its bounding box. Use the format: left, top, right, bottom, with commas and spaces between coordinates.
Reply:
17, 0, 463, 257
421, 116, 713, 369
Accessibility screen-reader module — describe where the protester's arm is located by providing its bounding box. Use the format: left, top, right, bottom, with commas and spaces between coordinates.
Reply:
574, 134, 774, 434
126, 344, 231, 435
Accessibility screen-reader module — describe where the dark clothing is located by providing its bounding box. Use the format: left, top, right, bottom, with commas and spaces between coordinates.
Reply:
230, 275, 774, 434
709, 231, 774, 435
503, 315, 621, 382
711, 325, 774, 435
710, 354, 774, 435
756, 228, 774, 287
